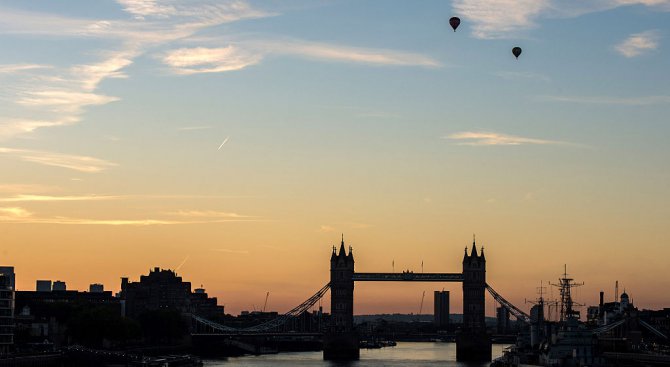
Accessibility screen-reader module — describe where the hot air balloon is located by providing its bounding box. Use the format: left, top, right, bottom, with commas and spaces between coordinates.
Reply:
512, 47, 522, 59
449, 17, 460, 32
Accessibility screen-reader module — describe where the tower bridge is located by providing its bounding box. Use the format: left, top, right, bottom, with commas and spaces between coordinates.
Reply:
191, 237, 527, 362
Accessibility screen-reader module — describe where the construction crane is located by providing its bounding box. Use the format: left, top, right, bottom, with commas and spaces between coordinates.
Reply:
263, 292, 270, 312
417, 290, 426, 322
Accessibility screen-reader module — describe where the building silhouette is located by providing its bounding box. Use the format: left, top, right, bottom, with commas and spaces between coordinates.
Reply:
14, 287, 120, 348
52, 281, 66, 292
0, 267, 15, 291
434, 290, 450, 329
0, 272, 14, 355
120, 267, 223, 320
89, 284, 104, 293
36, 280, 51, 292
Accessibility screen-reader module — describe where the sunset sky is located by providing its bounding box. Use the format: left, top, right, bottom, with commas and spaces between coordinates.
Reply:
1, 0, 669, 317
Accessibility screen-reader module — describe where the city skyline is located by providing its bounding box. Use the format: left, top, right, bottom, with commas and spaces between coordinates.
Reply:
1, 0, 669, 316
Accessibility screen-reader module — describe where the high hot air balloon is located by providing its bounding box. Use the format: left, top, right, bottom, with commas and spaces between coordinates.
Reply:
512, 47, 522, 59
449, 17, 460, 32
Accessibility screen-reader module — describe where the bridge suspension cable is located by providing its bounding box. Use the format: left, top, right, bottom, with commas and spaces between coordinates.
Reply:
486, 283, 531, 323
192, 314, 239, 333
244, 282, 330, 332
192, 283, 331, 333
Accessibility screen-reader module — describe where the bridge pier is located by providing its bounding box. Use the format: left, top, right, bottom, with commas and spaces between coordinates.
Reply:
323, 332, 359, 360
456, 332, 492, 362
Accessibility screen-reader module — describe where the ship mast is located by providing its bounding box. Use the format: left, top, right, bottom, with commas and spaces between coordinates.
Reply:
550, 265, 584, 322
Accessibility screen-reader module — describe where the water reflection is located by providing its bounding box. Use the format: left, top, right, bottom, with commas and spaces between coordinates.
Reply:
204, 342, 508, 366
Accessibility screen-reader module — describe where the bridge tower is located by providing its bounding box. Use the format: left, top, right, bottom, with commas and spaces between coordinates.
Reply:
457, 239, 492, 361
323, 236, 359, 360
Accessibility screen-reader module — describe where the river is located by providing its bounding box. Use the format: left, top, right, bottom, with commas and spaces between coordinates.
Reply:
203, 342, 508, 366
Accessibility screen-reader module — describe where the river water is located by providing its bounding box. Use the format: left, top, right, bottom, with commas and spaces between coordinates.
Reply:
203, 342, 508, 366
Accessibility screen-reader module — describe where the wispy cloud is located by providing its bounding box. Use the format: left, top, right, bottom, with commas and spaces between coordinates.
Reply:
0, 184, 56, 194
453, 0, 549, 39
0, 1, 275, 139
615, 30, 660, 57
453, 0, 670, 39
275, 40, 441, 67
0, 206, 257, 226
162, 46, 262, 74
0, 207, 33, 218
17, 90, 120, 112
0, 64, 52, 74
0, 195, 119, 202
0, 147, 117, 172
161, 40, 440, 74
165, 210, 251, 218
445, 131, 566, 146
177, 125, 213, 131
117, 0, 177, 19
116, 0, 274, 22
211, 248, 250, 254
494, 71, 551, 82
538, 95, 670, 105
0, 118, 73, 139
319, 225, 335, 233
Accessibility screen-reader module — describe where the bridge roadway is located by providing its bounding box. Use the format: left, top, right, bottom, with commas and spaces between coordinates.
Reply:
352, 272, 463, 282
192, 332, 322, 337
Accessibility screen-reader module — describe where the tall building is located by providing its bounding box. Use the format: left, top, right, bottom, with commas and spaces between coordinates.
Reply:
496, 306, 510, 334
0, 274, 14, 355
434, 290, 450, 329
120, 268, 223, 320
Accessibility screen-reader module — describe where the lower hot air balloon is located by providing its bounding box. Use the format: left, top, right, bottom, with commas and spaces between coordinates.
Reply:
512, 47, 522, 59
449, 17, 460, 32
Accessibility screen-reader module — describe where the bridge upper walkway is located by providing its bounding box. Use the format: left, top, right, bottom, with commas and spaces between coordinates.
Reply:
353, 272, 463, 282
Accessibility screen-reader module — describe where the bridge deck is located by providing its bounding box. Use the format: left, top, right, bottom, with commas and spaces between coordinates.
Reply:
353, 272, 463, 282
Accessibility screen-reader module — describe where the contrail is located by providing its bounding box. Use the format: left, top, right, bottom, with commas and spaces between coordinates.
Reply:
175, 255, 190, 271
218, 137, 229, 150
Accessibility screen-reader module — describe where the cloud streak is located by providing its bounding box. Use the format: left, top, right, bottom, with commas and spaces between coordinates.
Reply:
539, 95, 670, 105
0, 64, 52, 74
0, 206, 260, 226
0, 195, 120, 202
211, 248, 250, 254
0, 147, 117, 172
615, 30, 660, 57
165, 210, 252, 218
161, 40, 441, 74
445, 131, 566, 146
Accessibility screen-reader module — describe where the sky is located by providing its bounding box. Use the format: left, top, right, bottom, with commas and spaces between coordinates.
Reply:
0, 0, 669, 317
